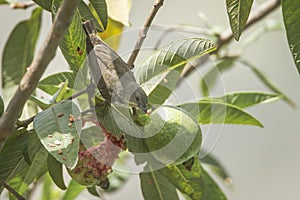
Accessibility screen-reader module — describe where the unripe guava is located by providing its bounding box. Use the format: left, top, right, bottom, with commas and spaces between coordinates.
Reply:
144, 106, 202, 165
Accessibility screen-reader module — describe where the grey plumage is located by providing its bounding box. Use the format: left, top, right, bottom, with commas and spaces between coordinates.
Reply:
82, 20, 148, 112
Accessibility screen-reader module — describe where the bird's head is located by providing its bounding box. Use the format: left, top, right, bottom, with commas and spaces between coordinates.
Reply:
130, 87, 148, 113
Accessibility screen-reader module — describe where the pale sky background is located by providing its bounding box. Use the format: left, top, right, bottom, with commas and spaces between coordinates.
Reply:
1, 0, 300, 200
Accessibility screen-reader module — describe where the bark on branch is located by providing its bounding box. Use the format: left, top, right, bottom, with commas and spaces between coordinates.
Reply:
127, 0, 164, 68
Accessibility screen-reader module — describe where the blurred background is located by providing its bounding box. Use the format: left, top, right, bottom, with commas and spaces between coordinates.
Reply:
0, 0, 299, 199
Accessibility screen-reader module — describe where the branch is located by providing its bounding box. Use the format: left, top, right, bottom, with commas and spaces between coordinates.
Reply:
127, 0, 164, 68
0, 180, 25, 200
10, 1, 35, 9
16, 86, 91, 129
178, 0, 281, 82
0, 0, 80, 141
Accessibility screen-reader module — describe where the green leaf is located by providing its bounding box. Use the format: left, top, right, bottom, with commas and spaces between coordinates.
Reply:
282, 0, 300, 74
159, 158, 204, 200
62, 179, 85, 200
203, 92, 280, 108
135, 38, 215, 105
78, 0, 103, 31
240, 60, 296, 108
140, 167, 180, 200
89, 0, 108, 30
146, 71, 181, 106
200, 153, 230, 182
226, 0, 254, 40
87, 186, 100, 197
52, 79, 70, 102
2, 7, 42, 88
38, 71, 75, 96
179, 101, 263, 127
41, 174, 54, 200
51, 1, 86, 72
47, 154, 66, 190
202, 167, 227, 200
0, 96, 4, 117
33, 0, 51, 11
201, 57, 237, 96
29, 95, 53, 110
95, 96, 143, 138
8, 146, 48, 199
135, 38, 215, 85
0, 129, 28, 188
33, 100, 82, 169
0, 130, 46, 196
0, 0, 8, 4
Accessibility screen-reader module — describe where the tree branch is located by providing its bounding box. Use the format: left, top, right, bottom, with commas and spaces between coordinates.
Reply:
0, 0, 80, 140
10, 1, 35, 9
127, 0, 164, 68
0, 180, 25, 200
178, 0, 281, 82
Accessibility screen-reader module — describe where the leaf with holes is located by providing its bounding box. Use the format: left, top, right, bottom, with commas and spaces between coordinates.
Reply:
33, 100, 81, 169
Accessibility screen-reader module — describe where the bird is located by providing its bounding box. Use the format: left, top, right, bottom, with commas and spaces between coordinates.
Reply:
82, 20, 148, 113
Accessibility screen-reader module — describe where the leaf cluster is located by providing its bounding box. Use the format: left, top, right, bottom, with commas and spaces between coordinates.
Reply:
0, 0, 298, 200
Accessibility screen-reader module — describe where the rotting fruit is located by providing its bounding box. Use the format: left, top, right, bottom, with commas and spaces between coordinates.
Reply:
68, 128, 125, 187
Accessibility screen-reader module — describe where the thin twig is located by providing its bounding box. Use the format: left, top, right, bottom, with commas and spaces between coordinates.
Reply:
16, 115, 35, 129
178, 0, 281, 83
0, 0, 80, 141
127, 0, 164, 68
0, 180, 25, 200
217, 0, 281, 49
153, 24, 215, 49
10, 1, 35, 9
16, 86, 91, 129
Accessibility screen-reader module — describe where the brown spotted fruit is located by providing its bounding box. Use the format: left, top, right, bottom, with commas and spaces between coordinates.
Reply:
67, 130, 125, 187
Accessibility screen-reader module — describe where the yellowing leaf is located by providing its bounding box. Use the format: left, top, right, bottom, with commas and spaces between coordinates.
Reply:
99, 17, 124, 50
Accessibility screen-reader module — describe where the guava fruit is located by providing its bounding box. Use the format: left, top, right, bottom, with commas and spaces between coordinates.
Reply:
144, 106, 202, 165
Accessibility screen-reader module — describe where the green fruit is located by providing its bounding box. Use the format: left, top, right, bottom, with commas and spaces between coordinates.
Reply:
144, 106, 202, 165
